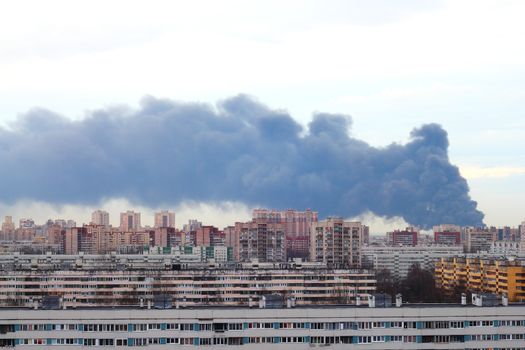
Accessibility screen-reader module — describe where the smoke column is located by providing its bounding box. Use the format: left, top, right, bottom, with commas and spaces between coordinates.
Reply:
0, 94, 484, 228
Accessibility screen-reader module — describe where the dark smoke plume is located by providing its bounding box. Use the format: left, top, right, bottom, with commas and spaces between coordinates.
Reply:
0, 95, 484, 228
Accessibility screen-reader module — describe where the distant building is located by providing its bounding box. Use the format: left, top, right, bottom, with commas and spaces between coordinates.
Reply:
154, 210, 175, 228
491, 240, 520, 255
18, 218, 35, 229
0, 216, 15, 241
387, 227, 418, 246
310, 218, 364, 268
464, 227, 496, 253
362, 244, 463, 280
433, 224, 461, 245
120, 211, 141, 231
91, 210, 110, 227
223, 226, 239, 260
236, 221, 286, 262
252, 209, 317, 259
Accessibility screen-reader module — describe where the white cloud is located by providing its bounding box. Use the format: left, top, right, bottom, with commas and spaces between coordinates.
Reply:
460, 166, 525, 180
348, 211, 410, 234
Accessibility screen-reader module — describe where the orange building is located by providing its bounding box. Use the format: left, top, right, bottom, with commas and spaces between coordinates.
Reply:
435, 257, 525, 302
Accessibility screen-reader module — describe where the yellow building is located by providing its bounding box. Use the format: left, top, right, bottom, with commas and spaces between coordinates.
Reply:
435, 257, 525, 302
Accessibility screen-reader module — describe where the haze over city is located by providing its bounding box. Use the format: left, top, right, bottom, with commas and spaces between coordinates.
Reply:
1, 0, 524, 232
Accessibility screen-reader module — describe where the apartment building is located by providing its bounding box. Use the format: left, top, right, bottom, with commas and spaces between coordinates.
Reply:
2, 303, 525, 349
90, 210, 110, 227
236, 221, 286, 262
310, 218, 364, 268
0, 216, 15, 241
433, 224, 461, 245
362, 245, 463, 280
252, 209, 318, 259
154, 210, 176, 228
464, 227, 497, 253
387, 228, 418, 246
0, 255, 375, 307
435, 257, 525, 302
120, 211, 141, 231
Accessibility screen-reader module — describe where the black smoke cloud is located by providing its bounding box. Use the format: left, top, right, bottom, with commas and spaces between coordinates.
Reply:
0, 95, 483, 228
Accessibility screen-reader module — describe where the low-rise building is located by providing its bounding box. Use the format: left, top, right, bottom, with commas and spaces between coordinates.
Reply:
0, 254, 375, 307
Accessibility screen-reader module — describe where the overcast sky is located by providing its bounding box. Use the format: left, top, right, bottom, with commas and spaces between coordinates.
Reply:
0, 0, 524, 231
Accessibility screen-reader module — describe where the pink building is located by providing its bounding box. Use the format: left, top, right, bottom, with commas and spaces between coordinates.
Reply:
252, 209, 318, 259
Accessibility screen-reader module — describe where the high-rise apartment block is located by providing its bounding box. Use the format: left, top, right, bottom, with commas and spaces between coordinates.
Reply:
236, 221, 286, 262
0, 216, 15, 241
310, 218, 365, 268
91, 210, 110, 227
252, 208, 318, 259
120, 211, 141, 231
154, 210, 175, 228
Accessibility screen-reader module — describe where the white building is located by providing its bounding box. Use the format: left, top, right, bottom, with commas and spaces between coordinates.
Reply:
2, 302, 525, 348
362, 244, 463, 280
491, 240, 521, 255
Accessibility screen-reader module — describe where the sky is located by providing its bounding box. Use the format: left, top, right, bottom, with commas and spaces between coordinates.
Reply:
0, 0, 524, 232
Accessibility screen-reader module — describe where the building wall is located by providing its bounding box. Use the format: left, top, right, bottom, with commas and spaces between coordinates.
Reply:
3, 306, 525, 349
0, 267, 375, 307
